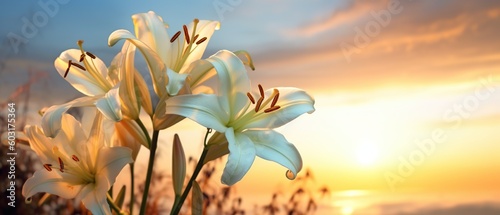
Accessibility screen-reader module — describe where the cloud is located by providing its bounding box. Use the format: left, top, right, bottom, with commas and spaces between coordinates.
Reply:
290, 0, 388, 37
246, 1, 500, 94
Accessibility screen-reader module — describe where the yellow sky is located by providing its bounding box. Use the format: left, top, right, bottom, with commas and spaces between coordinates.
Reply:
2, 1, 500, 214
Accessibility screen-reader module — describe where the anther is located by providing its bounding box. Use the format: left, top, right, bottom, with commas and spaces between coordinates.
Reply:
258, 84, 264, 98
183, 25, 190, 44
247, 92, 256, 104
196, 37, 207, 45
192, 34, 199, 44
58, 157, 64, 172
72, 155, 80, 162
170, 31, 181, 43
64, 60, 72, 78
71, 62, 86, 71
255, 97, 264, 112
271, 89, 280, 107
43, 164, 52, 172
264, 105, 281, 113
79, 53, 85, 62
85, 51, 96, 59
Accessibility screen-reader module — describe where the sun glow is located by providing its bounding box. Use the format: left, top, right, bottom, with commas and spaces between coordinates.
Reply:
355, 141, 380, 166
341, 206, 354, 215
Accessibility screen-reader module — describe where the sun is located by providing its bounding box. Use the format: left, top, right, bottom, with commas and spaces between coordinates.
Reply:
355, 141, 380, 166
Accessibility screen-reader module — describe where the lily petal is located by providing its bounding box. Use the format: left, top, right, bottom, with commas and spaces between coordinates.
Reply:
95, 85, 123, 122
22, 170, 83, 200
203, 132, 229, 164
245, 87, 315, 129
112, 119, 146, 158
152, 94, 185, 130
131, 11, 170, 65
108, 29, 167, 98
56, 114, 88, 158
183, 59, 216, 89
41, 96, 96, 138
54, 49, 109, 96
25, 125, 58, 163
207, 50, 251, 119
134, 69, 153, 116
118, 41, 140, 119
166, 68, 188, 96
79, 184, 112, 215
165, 94, 229, 132
245, 130, 302, 179
95, 146, 133, 191
221, 128, 256, 185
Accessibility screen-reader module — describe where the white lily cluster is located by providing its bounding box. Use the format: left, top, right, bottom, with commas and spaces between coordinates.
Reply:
22, 11, 315, 215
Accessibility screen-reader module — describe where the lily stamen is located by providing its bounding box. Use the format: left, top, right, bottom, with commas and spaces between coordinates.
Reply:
71, 62, 86, 71
183, 25, 190, 44
85, 51, 96, 59
192, 34, 199, 44
72, 155, 80, 162
64, 60, 72, 78
77, 40, 112, 91
196, 37, 207, 45
247, 92, 256, 104
258, 84, 264, 97
271, 89, 280, 107
170, 31, 181, 43
264, 105, 281, 113
58, 157, 64, 173
43, 164, 52, 172
255, 97, 264, 112
79, 53, 85, 62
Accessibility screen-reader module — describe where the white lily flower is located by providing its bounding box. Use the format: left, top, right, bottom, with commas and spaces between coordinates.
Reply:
164, 50, 315, 185
109, 11, 220, 96
109, 11, 221, 130
23, 113, 133, 215
43, 40, 149, 137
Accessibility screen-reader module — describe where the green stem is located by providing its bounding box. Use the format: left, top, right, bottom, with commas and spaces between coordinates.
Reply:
170, 129, 212, 215
139, 130, 160, 215
107, 193, 124, 215
129, 163, 135, 214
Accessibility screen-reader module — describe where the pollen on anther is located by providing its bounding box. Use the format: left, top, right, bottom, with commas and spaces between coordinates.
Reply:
264, 105, 281, 113
196, 37, 207, 45
255, 97, 264, 112
258, 84, 264, 97
64, 60, 72, 78
247, 92, 256, 104
71, 62, 86, 71
43, 164, 52, 172
192, 34, 199, 43
58, 157, 64, 172
79, 53, 85, 62
72, 155, 80, 162
183, 25, 190, 44
271, 89, 280, 107
85, 51, 96, 59
170, 31, 181, 43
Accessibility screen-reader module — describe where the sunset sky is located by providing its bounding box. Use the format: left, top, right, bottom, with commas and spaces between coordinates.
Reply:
1, 0, 500, 214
